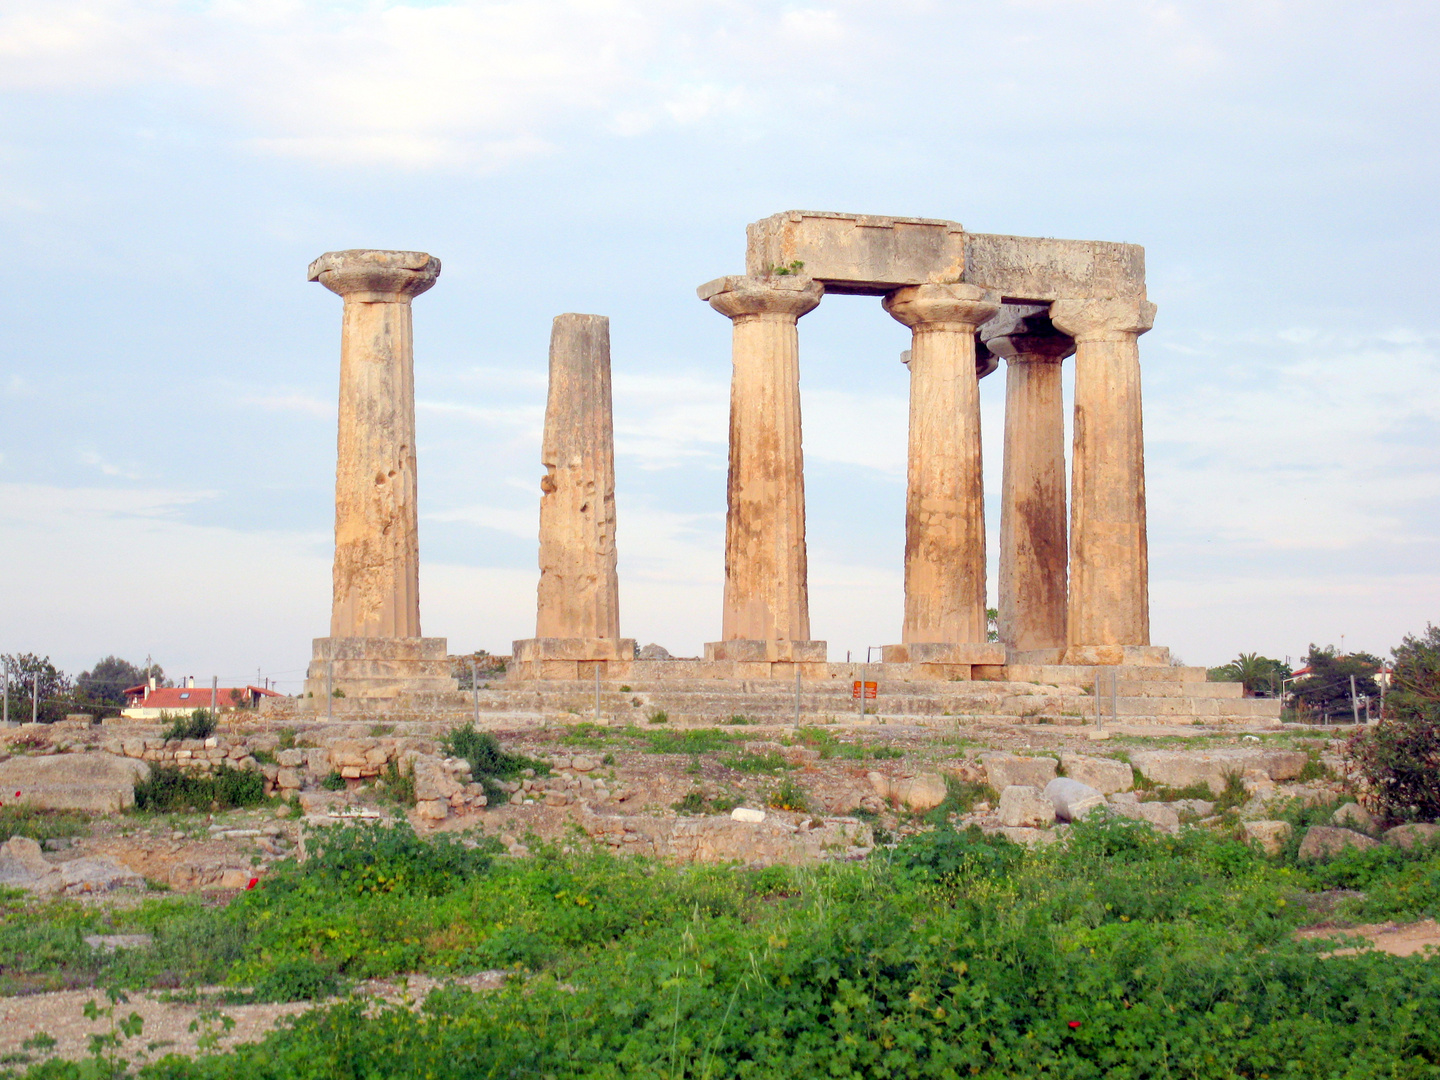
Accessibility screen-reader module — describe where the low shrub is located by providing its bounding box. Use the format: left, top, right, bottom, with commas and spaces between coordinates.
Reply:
643, 728, 736, 756
270, 822, 496, 899
766, 776, 809, 812
441, 725, 547, 781
321, 771, 347, 791
133, 765, 265, 813
725, 750, 792, 773
161, 709, 215, 743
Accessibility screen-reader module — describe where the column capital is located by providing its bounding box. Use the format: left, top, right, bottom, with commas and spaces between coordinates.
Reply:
1048, 297, 1155, 342
308, 250, 441, 303
984, 308, 1075, 364
884, 283, 999, 332
698, 275, 823, 321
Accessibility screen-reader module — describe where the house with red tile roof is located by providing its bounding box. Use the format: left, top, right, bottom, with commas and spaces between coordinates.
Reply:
121, 678, 281, 719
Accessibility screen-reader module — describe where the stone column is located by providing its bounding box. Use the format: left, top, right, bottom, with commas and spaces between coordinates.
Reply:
511, 314, 635, 680
987, 308, 1074, 660
302, 250, 454, 701
1049, 297, 1158, 664
881, 284, 998, 662
697, 275, 826, 665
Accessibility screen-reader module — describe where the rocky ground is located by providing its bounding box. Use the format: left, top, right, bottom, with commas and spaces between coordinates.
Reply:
0, 713, 1435, 1065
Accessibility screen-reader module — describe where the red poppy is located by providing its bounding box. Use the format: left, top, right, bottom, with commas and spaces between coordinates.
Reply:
1068, 1021, 1081, 1029
246, 877, 259, 890
13, 792, 19, 798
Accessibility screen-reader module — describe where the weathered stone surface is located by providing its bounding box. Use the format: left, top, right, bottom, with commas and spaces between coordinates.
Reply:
1243, 820, 1293, 856
742, 211, 1145, 301
533, 314, 621, 646
309, 249, 438, 642
980, 753, 1058, 791
1129, 749, 1307, 795
58, 857, 145, 895
891, 773, 948, 812
638, 643, 672, 661
1050, 298, 1155, 656
0, 836, 52, 882
990, 308, 1073, 654
0, 753, 150, 812
1298, 826, 1380, 861
998, 785, 1055, 828
731, 807, 766, 823
1383, 823, 1440, 850
1331, 802, 1375, 832
699, 274, 823, 649
1059, 753, 1132, 794
994, 826, 1059, 847
1045, 778, 1104, 822
886, 284, 998, 648
1136, 802, 1180, 832
84, 934, 153, 952
1170, 799, 1215, 819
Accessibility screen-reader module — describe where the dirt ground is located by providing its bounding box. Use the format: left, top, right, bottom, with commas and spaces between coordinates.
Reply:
0, 973, 507, 1068
1295, 919, 1440, 957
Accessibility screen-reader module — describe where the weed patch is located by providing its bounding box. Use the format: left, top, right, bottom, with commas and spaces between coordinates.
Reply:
132, 765, 265, 813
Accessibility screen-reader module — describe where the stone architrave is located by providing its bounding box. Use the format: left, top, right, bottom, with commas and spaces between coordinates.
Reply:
986, 306, 1075, 660
302, 250, 454, 701
882, 283, 998, 651
697, 274, 826, 664
511, 314, 635, 679
1049, 298, 1156, 664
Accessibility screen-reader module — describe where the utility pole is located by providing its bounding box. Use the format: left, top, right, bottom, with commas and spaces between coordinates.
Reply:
210, 676, 218, 717
1349, 674, 1360, 725
2, 660, 9, 725
32, 673, 39, 724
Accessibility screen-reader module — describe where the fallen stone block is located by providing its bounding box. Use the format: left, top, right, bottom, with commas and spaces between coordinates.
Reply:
891, 773, 948, 812
1298, 826, 1379, 861
1059, 753, 1132, 794
1383, 823, 1440, 851
59, 856, 145, 895
731, 807, 766, 823
0, 753, 151, 813
981, 753, 1057, 791
1242, 820, 1292, 855
1045, 778, 1105, 822
1136, 802, 1181, 832
998, 785, 1055, 828
1331, 802, 1375, 832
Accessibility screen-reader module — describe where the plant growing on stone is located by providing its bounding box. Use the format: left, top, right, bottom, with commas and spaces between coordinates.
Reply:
133, 765, 265, 812
162, 709, 216, 743
767, 776, 810, 812
321, 770, 347, 791
769, 259, 804, 276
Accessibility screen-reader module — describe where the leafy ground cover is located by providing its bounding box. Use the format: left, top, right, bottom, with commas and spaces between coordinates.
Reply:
3, 814, 1440, 1078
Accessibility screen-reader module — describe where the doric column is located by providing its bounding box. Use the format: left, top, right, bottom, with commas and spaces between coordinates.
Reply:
1049, 297, 1157, 655
987, 308, 1075, 657
511, 314, 636, 680
302, 250, 454, 703
309, 249, 438, 638
536, 314, 620, 640
884, 283, 999, 646
697, 274, 824, 660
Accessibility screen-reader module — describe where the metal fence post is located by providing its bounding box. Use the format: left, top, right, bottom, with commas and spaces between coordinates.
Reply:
794, 666, 801, 729
472, 659, 480, 726
2, 662, 8, 725
326, 660, 334, 721
210, 676, 218, 718
594, 665, 601, 722
32, 673, 39, 724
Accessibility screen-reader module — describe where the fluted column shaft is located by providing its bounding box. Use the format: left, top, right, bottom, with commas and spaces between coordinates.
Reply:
702, 275, 823, 642
536, 313, 620, 640
309, 249, 440, 639
1050, 298, 1157, 649
885, 284, 999, 645
990, 320, 1074, 653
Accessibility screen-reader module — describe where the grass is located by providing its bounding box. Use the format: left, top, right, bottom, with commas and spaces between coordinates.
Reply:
0, 806, 91, 845
5, 817, 1440, 1077
724, 750, 793, 773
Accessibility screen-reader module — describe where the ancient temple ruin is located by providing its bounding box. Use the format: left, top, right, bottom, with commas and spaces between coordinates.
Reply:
286, 217, 1274, 727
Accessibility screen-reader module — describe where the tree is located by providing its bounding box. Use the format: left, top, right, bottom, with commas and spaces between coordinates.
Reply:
1, 654, 73, 724
1291, 644, 1380, 721
1207, 652, 1293, 697
75, 656, 169, 706
1344, 624, 1440, 823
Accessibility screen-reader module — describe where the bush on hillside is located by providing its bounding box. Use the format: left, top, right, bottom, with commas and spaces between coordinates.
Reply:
1346, 624, 1440, 823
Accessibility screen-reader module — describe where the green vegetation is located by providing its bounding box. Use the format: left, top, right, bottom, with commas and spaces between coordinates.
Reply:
725, 750, 793, 773
766, 776, 810, 812
1207, 651, 1292, 695
1345, 623, 1440, 823
1293, 644, 1381, 721
3, 817, 1440, 1077
132, 765, 266, 813
646, 709, 669, 724
440, 724, 549, 804
161, 710, 215, 743
672, 790, 742, 815
320, 771, 347, 792
0, 805, 90, 845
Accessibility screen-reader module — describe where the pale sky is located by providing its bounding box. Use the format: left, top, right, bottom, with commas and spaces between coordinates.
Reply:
1, 0, 1437, 690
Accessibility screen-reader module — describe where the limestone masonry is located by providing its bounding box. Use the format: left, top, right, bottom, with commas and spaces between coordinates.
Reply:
287, 215, 1272, 724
